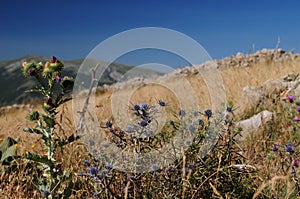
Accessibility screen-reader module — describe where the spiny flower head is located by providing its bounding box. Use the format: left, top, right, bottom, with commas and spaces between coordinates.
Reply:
204, 109, 213, 119
158, 100, 166, 107
287, 95, 294, 103
286, 142, 295, 153
178, 109, 186, 116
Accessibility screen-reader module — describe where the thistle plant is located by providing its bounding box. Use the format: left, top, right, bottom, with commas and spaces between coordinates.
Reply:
22, 56, 79, 197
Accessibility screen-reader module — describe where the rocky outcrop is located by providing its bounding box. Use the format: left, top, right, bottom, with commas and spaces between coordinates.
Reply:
237, 73, 300, 114
235, 110, 274, 141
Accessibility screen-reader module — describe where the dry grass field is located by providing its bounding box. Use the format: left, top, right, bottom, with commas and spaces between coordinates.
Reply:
1, 55, 300, 198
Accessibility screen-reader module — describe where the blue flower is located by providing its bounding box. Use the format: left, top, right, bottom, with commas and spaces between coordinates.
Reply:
204, 109, 212, 119
178, 109, 186, 116
286, 142, 295, 153
188, 163, 195, 171
88, 167, 99, 176
133, 104, 140, 111
158, 100, 166, 107
139, 119, 148, 127
141, 103, 150, 111
41, 190, 50, 198
272, 145, 278, 152
105, 121, 113, 128
83, 160, 90, 167
226, 106, 232, 112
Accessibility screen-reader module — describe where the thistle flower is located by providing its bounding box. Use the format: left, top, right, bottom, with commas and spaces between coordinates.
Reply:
88, 167, 99, 176
139, 119, 148, 127
188, 163, 195, 171
287, 95, 294, 103
133, 104, 140, 111
293, 160, 299, 168
226, 106, 232, 112
293, 117, 300, 121
178, 109, 186, 116
272, 145, 278, 152
83, 160, 90, 167
41, 190, 50, 198
105, 121, 113, 128
286, 142, 295, 153
141, 103, 150, 111
158, 100, 166, 107
55, 76, 62, 83
204, 109, 213, 119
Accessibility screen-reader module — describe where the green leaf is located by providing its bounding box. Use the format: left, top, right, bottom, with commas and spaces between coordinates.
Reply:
25, 152, 53, 167
23, 128, 43, 135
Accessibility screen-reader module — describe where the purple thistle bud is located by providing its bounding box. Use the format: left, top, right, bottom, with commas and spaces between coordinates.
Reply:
55, 76, 62, 83
139, 119, 148, 127
45, 97, 53, 105
28, 68, 34, 76
293, 160, 299, 168
293, 117, 300, 121
288, 95, 294, 103
178, 109, 186, 116
286, 142, 295, 153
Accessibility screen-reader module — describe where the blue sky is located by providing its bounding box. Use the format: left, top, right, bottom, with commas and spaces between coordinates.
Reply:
1, 0, 300, 67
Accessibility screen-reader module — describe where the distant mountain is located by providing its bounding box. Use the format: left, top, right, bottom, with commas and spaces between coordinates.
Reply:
0, 55, 162, 106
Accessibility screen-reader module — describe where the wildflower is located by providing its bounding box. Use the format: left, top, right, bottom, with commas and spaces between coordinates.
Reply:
105, 164, 113, 170
166, 166, 176, 173
197, 118, 204, 126
141, 103, 150, 111
83, 160, 90, 167
158, 100, 166, 107
88, 138, 95, 146
272, 145, 278, 152
151, 163, 160, 171
293, 160, 299, 167
226, 106, 232, 112
188, 163, 195, 171
293, 117, 300, 121
45, 97, 53, 106
88, 167, 99, 176
204, 109, 213, 119
178, 109, 186, 116
28, 68, 35, 76
41, 190, 50, 198
288, 95, 294, 103
31, 144, 35, 149
286, 142, 295, 153
55, 76, 62, 83
139, 119, 148, 127
133, 104, 140, 111
105, 121, 113, 128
